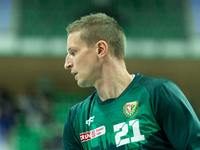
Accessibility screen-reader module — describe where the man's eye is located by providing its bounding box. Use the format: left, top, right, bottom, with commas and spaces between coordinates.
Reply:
71, 51, 76, 56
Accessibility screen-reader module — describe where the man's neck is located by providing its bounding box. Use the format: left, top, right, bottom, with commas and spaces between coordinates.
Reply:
94, 60, 134, 102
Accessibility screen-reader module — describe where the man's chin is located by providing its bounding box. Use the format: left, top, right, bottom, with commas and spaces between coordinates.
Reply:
77, 81, 92, 88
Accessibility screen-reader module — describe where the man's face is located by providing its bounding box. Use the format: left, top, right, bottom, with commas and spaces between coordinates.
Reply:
64, 31, 101, 88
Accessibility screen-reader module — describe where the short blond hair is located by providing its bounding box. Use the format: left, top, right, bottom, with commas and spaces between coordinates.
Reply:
66, 13, 126, 60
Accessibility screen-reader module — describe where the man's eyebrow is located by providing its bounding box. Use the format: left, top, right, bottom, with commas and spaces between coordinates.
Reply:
66, 47, 72, 53
67, 47, 71, 52
67, 47, 78, 52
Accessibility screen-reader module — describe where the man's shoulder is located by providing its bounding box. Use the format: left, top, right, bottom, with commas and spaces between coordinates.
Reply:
140, 75, 169, 85
133, 74, 177, 99
137, 74, 171, 90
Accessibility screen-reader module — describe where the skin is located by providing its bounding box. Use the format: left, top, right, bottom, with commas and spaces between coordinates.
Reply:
64, 31, 133, 101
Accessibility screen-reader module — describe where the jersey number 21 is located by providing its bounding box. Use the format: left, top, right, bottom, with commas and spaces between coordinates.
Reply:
113, 119, 145, 147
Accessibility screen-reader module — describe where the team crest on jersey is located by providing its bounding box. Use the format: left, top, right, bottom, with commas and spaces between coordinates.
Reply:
123, 101, 139, 118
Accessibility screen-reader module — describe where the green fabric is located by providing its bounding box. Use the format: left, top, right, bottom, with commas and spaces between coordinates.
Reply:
63, 73, 200, 150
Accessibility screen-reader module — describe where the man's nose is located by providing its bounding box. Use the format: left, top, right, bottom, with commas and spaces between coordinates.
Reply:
64, 55, 73, 70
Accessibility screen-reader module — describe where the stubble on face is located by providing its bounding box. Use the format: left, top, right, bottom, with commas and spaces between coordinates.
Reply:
76, 51, 102, 88
67, 32, 101, 88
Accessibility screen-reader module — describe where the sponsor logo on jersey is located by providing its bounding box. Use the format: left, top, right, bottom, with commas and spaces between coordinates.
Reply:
123, 101, 139, 118
86, 116, 95, 126
80, 126, 106, 142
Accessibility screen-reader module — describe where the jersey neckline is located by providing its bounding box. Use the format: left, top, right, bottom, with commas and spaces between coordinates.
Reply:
96, 73, 143, 105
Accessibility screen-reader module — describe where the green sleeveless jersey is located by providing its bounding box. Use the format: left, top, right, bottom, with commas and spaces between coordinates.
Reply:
63, 73, 200, 150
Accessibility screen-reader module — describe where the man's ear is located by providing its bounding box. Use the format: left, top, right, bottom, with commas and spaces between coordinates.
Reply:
96, 40, 108, 58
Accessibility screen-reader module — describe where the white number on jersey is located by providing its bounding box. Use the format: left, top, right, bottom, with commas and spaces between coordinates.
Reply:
113, 119, 145, 147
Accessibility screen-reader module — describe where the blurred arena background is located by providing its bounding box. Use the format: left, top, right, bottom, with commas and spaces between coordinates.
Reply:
0, 0, 200, 149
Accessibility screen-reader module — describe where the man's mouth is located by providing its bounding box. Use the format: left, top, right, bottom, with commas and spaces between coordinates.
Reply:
71, 72, 78, 80
71, 71, 77, 76
74, 73, 78, 80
